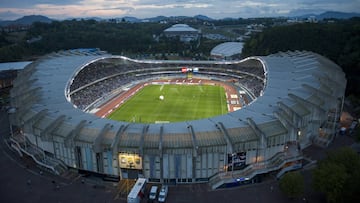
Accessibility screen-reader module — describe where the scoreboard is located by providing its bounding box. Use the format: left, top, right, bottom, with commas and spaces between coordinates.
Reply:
181, 67, 199, 73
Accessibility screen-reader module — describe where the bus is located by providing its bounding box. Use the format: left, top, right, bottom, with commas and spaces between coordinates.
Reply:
127, 178, 147, 203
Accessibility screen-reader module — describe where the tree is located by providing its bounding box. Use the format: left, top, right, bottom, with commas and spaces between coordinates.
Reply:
279, 171, 305, 199
325, 147, 360, 174
355, 126, 360, 142
241, 18, 360, 96
312, 162, 347, 203
312, 147, 360, 203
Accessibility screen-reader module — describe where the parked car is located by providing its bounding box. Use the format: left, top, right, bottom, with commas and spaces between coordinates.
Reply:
149, 185, 158, 200
158, 185, 168, 203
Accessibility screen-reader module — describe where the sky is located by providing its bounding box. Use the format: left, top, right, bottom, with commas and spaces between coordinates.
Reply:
0, 0, 359, 20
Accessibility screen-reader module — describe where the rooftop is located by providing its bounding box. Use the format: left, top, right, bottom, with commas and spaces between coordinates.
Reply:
10, 50, 347, 148
164, 24, 198, 32
211, 42, 244, 58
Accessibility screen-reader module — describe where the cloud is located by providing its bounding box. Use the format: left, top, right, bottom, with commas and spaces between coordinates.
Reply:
0, 0, 81, 8
0, 11, 23, 20
287, 9, 326, 17
0, 0, 359, 20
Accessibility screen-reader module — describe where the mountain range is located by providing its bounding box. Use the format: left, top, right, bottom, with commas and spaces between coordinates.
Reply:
1, 11, 359, 27
0, 15, 53, 26
295, 11, 360, 20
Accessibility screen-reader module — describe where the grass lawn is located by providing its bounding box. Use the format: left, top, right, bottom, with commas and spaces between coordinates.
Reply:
107, 84, 228, 123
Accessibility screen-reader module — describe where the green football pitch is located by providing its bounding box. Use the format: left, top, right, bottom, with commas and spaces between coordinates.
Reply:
107, 84, 228, 123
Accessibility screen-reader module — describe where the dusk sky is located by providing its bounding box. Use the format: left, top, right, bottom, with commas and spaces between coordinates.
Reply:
0, 0, 359, 20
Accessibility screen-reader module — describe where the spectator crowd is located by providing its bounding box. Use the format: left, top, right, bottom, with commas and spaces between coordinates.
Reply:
68, 58, 266, 110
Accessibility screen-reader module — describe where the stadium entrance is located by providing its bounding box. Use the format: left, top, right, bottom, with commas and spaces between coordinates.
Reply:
119, 153, 143, 179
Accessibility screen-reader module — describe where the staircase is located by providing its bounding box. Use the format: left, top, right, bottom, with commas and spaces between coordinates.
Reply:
208, 152, 303, 190
312, 120, 337, 148
9, 133, 68, 175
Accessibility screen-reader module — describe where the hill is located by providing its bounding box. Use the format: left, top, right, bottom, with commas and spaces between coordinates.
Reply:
317, 11, 360, 20
0, 15, 53, 27
294, 11, 360, 20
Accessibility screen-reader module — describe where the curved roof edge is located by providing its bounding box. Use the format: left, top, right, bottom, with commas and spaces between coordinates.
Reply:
10, 50, 347, 149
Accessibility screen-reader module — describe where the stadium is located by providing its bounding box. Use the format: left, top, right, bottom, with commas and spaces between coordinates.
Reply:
8, 49, 346, 189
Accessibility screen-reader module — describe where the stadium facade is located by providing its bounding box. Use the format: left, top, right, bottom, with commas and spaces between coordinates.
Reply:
8, 49, 346, 189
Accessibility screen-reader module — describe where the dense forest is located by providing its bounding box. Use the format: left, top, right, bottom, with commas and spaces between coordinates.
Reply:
241, 18, 360, 96
0, 19, 222, 61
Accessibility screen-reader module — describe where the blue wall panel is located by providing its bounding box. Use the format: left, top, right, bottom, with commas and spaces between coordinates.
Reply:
85, 148, 93, 171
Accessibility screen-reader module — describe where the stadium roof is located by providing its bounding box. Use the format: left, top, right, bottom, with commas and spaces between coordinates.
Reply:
210, 42, 244, 58
164, 24, 198, 32
0, 61, 32, 71
10, 50, 347, 149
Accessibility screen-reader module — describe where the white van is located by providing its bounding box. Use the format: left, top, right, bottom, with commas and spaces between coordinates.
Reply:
158, 185, 168, 203
149, 185, 158, 200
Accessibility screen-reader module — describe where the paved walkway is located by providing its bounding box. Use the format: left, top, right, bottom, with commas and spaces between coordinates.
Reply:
0, 109, 356, 203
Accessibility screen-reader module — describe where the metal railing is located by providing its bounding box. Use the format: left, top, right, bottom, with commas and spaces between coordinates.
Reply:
209, 152, 303, 189
10, 133, 67, 175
